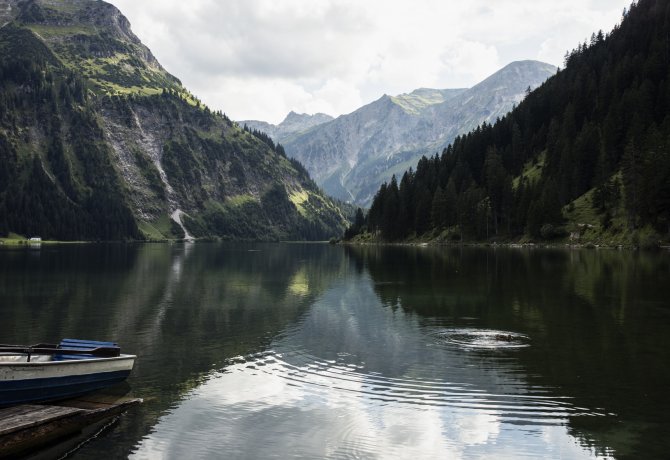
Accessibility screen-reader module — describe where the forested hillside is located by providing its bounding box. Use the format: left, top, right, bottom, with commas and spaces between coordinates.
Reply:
0, 23, 140, 240
350, 0, 670, 247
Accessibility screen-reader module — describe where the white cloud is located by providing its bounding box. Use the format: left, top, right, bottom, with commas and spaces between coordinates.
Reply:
438, 40, 501, 88
311, 79, 364, 116
109, 0, 630, 123
206, 76, 317, 123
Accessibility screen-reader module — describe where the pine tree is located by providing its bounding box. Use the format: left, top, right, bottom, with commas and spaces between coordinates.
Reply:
414, 185, 432, 236
622, 139, 642, 229
431, 185, 448, 230
381, 176, 400, 240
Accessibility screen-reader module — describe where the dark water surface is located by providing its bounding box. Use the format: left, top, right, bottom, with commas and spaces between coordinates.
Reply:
1, 243, 669, 459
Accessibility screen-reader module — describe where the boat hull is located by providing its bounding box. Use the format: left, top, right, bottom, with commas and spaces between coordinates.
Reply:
0, 355, 136, 406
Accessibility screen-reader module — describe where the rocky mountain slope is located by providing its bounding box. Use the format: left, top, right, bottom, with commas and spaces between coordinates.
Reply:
0, 0, 349, 241
240, 111, 333, 145
279, 61, 556, 206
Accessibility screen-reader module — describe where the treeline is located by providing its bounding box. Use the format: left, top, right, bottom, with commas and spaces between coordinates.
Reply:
349, 0, 670, 242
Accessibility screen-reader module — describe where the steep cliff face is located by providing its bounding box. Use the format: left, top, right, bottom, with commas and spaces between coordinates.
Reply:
0, 0, 349, 241
281, 61, 557, 206
15, 0, 178, 92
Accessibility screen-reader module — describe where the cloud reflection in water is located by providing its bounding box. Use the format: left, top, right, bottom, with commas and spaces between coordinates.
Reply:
132, 276, 612, 459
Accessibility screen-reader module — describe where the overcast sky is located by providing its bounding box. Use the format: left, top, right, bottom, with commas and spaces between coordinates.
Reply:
109, 0, 631, 124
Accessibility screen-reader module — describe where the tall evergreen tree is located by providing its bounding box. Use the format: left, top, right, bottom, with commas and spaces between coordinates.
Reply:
431, 185, 448, 230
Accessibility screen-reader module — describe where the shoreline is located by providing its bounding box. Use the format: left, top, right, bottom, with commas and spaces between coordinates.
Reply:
339, 235, 670, 251
1, 236, 668, 251
0, 238, 335, 246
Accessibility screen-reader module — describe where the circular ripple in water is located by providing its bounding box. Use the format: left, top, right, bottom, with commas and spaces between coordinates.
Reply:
137, 347, 609, 460
219, 345, 601, 425
434, 328, 530, 349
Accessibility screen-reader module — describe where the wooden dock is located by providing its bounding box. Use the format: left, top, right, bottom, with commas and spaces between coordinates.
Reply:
0, 394, 141, 458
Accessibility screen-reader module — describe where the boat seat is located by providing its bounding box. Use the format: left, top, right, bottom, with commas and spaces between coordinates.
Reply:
0, 353, 52, 363
53, 338, 120, 361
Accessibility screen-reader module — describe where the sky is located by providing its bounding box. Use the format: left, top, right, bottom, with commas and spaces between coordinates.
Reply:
109, 0, 632, 124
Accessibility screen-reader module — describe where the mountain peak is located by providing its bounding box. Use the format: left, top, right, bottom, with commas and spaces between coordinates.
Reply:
504, 59, 556, 69
281, 111, 334, 125
15, 0, 137, 44
10, 0, 180, 94
283, 111, 310, 123
502, 59, 558, 77
240, 111, 334, 145
473, 60, 557, 90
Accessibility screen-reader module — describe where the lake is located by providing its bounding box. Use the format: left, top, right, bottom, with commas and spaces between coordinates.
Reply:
0, 243, 668, 459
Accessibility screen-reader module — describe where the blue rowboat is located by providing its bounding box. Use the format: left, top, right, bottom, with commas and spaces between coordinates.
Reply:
0, 339, 136, 407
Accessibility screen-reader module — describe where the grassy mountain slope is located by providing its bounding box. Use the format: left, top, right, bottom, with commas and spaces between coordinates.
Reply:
0, 0, 349, 241
390, 88, 466, 115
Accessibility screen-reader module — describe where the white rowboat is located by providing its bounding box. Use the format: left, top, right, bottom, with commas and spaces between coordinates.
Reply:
0, 339, 136, 406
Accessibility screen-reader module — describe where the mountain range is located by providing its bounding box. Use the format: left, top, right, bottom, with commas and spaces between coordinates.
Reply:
243, 60, 556, 206
0, 0, 349, 241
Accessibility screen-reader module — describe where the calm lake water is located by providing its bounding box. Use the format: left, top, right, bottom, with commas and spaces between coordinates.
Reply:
1, 243, 669, 459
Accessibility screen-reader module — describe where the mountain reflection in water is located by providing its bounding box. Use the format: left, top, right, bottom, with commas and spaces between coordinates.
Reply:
1, 244, 668, 459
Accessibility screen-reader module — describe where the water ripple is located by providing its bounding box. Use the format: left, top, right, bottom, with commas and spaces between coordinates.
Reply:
431, 328, 531, 349
222, 346, 606, 424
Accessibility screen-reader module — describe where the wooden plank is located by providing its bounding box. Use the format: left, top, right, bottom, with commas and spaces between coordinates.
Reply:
0, 397, 141, 458
14, 418, 113, 460
54, 395, 142, 411
0, 405, 83, 436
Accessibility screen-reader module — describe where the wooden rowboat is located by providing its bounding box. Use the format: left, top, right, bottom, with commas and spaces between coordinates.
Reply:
0, 339, 136, 407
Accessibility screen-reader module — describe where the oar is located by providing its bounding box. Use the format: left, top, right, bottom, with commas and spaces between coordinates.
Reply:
0, 346, 121, 358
